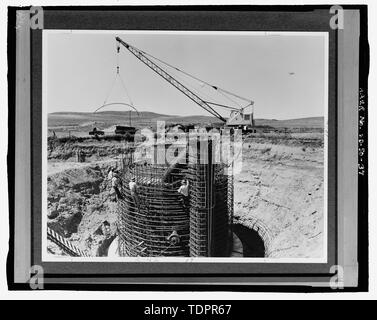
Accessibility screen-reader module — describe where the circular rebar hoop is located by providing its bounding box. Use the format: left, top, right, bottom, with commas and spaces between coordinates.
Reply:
93, 102, 140, 115
117, 163, 190, 257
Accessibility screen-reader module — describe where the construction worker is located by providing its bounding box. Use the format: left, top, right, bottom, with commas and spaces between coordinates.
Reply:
177, 179, 189, 209
107, 167, 114, 189
108, 167, 114, 180
111, 171, 122, 201
129, 177, 140, 208
96, 221, 116, 257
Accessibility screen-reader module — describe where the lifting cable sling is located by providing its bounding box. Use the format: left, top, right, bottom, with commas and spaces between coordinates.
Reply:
95, 39, 140, 116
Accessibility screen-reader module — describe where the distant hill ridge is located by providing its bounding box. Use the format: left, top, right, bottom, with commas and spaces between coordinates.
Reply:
49, 111, 324, 129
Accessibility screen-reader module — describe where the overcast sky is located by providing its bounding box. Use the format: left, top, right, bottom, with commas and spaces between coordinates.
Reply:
44, 31, 327, 120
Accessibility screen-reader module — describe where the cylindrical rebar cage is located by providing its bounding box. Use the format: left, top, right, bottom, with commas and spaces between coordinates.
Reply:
117, 136, 233, 257
117, 163, 190, 257
188, 139, 232, 257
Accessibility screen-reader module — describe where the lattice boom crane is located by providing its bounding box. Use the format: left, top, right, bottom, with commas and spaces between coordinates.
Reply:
116, 36, 255, 128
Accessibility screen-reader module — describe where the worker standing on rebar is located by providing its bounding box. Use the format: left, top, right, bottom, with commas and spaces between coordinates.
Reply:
129, 177, 140, 208
107, 167, 114, 188
178, 179, 189, 209
111, 170, 122, 201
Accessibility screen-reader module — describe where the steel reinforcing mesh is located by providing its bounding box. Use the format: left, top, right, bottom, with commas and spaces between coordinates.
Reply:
116, 138, 233, 257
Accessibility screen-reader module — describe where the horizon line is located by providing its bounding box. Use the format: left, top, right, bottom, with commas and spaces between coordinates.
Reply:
48, 111, 324, 122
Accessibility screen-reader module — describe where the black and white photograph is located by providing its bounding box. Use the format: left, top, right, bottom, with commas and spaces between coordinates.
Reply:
5, 4, 370, 295
43, 30, 328, 262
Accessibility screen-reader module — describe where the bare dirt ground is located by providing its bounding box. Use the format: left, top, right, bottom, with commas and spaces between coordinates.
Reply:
234, 133, 324, 258
46, 131, 324, 258
47, 139, 122, 256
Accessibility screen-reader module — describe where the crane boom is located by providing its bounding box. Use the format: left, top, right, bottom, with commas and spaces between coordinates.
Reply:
116, 37, 227, 122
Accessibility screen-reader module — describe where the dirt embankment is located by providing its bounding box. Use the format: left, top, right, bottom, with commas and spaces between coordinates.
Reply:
234, 136, 324, 258
47, 134, 324, 259
47, 162, 118, 256
48, 139, 132, 161
47, 138, 133, 256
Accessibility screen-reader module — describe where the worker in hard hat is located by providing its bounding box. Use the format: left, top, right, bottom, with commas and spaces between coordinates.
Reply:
177, 179, 189, 209
129, 177, 140, 209
111, 171, 122, 201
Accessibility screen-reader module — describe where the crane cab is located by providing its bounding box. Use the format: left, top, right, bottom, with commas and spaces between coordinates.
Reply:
226, 109, 256, 132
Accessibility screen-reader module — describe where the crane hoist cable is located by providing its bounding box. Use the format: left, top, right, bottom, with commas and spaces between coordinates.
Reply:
135, 47, 232, 110
150, 63, 241, 112
166, 64, 243, 111
102, 40, 135, 108
92, 40, 141, 131
216, 89, 244, 109
162, 63, 228, 110
116, 37, 227, 122
133, 42, 254, 106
